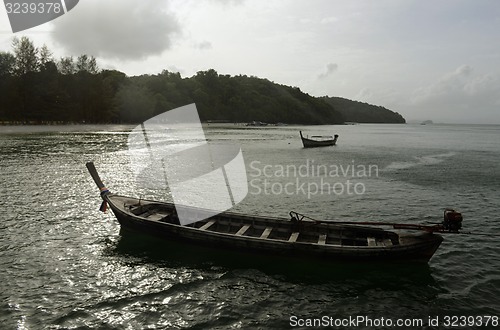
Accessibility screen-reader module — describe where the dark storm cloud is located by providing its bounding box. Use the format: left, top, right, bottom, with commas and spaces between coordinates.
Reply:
51, 0, 180, 60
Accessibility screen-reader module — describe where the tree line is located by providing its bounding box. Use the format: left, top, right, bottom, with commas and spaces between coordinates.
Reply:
0, 37, 404, 125
0, 37, 116, 124
321, 97, 405, 123
0, 37, 345, 125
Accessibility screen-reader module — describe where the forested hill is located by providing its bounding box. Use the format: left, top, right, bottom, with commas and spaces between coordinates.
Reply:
0, 66, 344, 125
122, 71, 345, 125
321, 96, 406, 123
0, 37, 405, 125
0, 37, 342, 124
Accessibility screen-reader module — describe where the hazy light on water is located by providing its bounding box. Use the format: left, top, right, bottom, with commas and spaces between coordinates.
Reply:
0, 124, 499, 328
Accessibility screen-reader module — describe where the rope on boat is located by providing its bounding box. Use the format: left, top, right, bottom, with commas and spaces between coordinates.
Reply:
289, 210, 500, 237
289, 210, 465, 234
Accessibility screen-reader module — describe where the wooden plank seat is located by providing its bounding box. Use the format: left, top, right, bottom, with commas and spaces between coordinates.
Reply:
199, 219, 216, 231
260, 227, 272, 239
235, 224, 251, 236
381, 239, 393, 246
146, 213, 167, 221
288, 232, 299, 243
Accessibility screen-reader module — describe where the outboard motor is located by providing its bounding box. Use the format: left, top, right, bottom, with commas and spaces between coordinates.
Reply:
443, 209, 463, 232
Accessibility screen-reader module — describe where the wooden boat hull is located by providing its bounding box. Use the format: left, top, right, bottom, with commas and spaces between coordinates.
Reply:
103, 194, 443, 262
301, 138, 336, 148
300, 131, 339, 148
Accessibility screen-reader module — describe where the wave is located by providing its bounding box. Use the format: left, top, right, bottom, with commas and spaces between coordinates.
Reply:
384, 152, 457, 170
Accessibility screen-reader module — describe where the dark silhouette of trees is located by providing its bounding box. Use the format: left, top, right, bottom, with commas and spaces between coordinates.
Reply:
12, 36, 39, 75
58, 56, 76, 75
0, 36, 405, 125
321, 96, 406, 123
0, 52, 15, 76
76, 55, 98, 74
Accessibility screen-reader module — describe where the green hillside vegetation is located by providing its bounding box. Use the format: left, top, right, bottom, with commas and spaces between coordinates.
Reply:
322, 96, 405, 123
0, 37, 404, 125
125, 70, 344, 124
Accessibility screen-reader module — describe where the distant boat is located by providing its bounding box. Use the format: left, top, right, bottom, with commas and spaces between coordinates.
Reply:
300, 131, 339, 148
86, 162, 463, 262
421, 120, 433, 125
246, 121, 268, 126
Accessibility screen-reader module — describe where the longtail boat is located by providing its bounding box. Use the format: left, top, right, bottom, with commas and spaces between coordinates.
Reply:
300, 131, 339, 148
86, 162, 462, 262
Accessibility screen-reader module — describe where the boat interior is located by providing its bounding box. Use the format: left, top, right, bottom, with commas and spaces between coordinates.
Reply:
117, 196, 401, 248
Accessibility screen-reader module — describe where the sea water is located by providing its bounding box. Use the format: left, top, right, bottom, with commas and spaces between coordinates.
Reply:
0, 123, 499, 329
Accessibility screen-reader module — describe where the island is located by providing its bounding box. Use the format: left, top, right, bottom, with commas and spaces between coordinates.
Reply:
321, 96, 406, 124
1, 37, 406, 125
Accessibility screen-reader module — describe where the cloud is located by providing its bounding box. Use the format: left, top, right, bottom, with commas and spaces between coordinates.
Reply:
355, 88, 373, 101
51, 0, 180, 60
410, 65, 500, 107
320, 16, 339, 24
195, 41, 213, 50
207, 0, 245, 5
464, 72, 500, 98
318, 63, 338, 79
409, 65, 500, 123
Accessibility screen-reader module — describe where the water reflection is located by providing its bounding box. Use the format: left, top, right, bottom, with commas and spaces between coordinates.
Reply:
110, 228, 438, 288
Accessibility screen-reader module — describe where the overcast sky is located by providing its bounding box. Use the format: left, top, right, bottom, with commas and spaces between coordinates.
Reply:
1, 0, 500, 124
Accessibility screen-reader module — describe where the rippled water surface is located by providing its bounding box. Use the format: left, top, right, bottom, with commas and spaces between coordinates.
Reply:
1, 124, 499, 329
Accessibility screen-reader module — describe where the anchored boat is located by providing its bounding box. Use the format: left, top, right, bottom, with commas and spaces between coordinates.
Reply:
86, 162, 462, 262
300, 131, 339, 148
